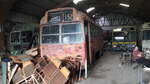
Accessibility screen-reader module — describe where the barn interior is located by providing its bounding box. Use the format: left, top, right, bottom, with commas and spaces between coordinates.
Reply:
0, 0, 150, 84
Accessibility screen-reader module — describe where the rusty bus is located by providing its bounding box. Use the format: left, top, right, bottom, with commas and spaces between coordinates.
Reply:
40, 7, 104, 78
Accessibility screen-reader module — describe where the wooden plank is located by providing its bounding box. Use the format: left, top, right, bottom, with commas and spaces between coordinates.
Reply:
8, 64, 19, 84
12, 61, 34, 83
60, 67, 70, 78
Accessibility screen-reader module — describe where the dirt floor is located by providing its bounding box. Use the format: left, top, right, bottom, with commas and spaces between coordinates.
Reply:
75, 52, 150, 84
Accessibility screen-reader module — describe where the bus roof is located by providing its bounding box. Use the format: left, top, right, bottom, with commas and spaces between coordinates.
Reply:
46, 7, 74, 13
40, 7, 93, 25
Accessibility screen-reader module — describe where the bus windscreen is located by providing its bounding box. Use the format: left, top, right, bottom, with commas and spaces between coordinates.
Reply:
11, 31, 33, 44
42, 23, 82, 44
113, 31, 136, 42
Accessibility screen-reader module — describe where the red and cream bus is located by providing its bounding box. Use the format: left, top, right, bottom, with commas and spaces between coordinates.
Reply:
40, 7, 104, 77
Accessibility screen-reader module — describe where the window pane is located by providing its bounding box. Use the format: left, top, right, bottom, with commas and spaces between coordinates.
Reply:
21, 31, 32, 43
62, 34, 82, 43
42, 35, 59, 44
48, 10, 73, 22
62, 24, 81, 33
143, 30, 150, 40
127, 32, 136, 41
113, 32, 125, 42
11, 32, 20, 43
42, 25, 59, 34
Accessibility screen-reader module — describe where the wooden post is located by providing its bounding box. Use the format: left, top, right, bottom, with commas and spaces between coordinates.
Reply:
85, 59, 87, 78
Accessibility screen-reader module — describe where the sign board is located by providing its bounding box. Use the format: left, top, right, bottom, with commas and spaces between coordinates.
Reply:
48, 10, 73, 23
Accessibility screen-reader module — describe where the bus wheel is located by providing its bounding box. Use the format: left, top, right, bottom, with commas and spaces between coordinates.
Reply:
101, 50, 104, 56
95, 51, 100, 59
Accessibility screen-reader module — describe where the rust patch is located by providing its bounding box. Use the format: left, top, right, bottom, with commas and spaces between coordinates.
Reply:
40, 43, 86, 63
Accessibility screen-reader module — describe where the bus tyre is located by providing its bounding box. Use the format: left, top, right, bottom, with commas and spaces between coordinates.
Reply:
96, 51, 100, 59
101, 50, 104, 56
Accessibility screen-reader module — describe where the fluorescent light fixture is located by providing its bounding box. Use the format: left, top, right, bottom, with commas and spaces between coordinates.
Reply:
120, 3, 130, 7
73, 0, 83, 4
93, 15, 95, 17
115, 37, 124, 40
86, 7, 95, 13
144, 66, 150, 72
113, 28, 122, 32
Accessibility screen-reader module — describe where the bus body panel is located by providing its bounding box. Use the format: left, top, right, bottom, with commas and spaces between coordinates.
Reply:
40, 43, 86, 62
84, 21, 104, 65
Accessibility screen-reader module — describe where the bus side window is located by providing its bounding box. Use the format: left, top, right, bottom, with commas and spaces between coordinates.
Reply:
11, 32, 21, 43
21, 31, 33, 43
90, 23, 94, 37
84, 21, 88, 35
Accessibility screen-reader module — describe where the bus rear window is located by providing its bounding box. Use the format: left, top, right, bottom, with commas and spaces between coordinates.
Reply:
42, 23, 82, 44
42, 35, 59, 44
62, 24, 82, 44
62, 24, 81, 33
42, 25, 59, 34
62, 34, 82, 44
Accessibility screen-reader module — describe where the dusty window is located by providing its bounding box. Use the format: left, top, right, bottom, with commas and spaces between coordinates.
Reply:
62, 23, 82, 44
21, 31, 32, 43
42, 25, 59, 44
11, 32, 20, 43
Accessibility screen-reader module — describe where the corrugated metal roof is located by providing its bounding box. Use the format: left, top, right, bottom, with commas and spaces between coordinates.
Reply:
1, 0, 150, 22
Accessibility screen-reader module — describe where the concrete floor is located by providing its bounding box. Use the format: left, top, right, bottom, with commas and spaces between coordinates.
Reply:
75, 52, 150, 84
0, 68, 1, 84
0, 52, 149, 84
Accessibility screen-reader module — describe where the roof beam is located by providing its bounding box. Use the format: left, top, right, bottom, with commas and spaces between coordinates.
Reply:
0, 0, 19, 23
24, 0, 47, 10
11, 9, 42, 18
55, 0, 72, 8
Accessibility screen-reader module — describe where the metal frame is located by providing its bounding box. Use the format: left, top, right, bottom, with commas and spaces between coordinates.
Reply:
96, 14, 141, 27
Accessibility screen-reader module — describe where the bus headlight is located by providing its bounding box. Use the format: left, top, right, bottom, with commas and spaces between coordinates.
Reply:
113, 45, 117, 48
131, 44, 136, 48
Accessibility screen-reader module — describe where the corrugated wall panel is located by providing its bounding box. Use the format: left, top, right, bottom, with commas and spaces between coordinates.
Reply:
9, 12, 39, 23
0, 24, 5, 55
96, 14, 143, 30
